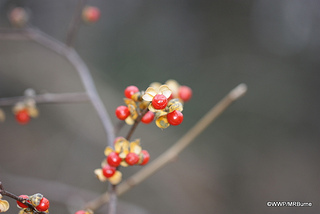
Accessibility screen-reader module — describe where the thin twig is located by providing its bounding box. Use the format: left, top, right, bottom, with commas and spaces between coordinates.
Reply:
0, 92, 89, 106
66, 0, 87, 47
126, 108, 148, 141
84, 83, 247, 211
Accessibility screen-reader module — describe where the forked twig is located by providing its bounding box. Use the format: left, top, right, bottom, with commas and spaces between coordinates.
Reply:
84, 83, 248, 211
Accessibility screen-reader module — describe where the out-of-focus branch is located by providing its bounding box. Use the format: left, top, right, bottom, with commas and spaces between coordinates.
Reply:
84, 83, 248, 211
0, 28, 115, 147
66, 0, 87, 47
0, 92, 89, 106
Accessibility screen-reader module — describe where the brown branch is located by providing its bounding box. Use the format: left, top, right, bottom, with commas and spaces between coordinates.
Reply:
0, 92, 89, 106
84, 83, 248, 211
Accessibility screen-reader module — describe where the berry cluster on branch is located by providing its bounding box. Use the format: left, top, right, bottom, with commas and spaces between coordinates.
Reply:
95, 80, 192, 186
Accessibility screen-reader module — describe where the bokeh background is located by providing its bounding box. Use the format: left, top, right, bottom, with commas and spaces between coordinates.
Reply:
0, 0, 319, 214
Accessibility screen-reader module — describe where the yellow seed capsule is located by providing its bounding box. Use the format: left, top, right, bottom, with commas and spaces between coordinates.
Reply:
94, 169, 107, 182
0, 109, 5, 122
0, 199, 9, 212
29, 193, 43, 207
167, 99, 183, 113
12, 102, 25, 114
139, 100, 150, 110
108, 171, 122, 185
131, 92, 143, 102
128, 104, 138, 120
27, 107, 39, 118
155, 116, 170, 129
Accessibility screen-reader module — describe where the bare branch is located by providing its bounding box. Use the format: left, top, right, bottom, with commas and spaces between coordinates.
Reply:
0, 27, 115, 147
84, 83, 248, 211
0, 92, 89, 106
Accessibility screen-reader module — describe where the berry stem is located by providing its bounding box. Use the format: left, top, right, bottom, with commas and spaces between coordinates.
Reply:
125, 108, 149, 141
66, 0, 88, 47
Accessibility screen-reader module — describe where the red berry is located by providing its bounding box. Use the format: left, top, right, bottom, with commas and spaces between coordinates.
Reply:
82, 6, 100, 23
9, 7, 29, 27
102, 165, 116, 178
107, 152, 122, 167
16, 109, 30, 124
125, 153, 139, 165
115, 106, 130, 120
141, 111, 154, 124
17, 195, 29, 208
167, 110, 183, 126
124, 85, 139, 99
152, 94, 168, 110
35, 197, 49, 212
178, 86, 192, 102
140, 150, 150, 165
75, 211, 87, 214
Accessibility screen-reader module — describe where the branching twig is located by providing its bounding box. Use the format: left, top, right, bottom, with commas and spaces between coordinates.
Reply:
0, 92, 89, 106
84, 83, 248, 211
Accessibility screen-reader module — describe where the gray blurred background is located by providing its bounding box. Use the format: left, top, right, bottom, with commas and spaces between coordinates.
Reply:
0, 0, 319, 214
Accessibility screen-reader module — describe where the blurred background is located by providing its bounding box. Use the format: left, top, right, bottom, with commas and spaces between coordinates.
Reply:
0, 0, 319, 214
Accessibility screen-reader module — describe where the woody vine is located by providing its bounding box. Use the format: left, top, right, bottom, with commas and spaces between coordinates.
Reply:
0, 2, 247, 214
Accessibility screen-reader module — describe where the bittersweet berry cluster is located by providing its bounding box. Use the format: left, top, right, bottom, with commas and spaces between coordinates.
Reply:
16, 193, 50, 213
95, 80, 191, 186
115, 80, 192, 129
0, 90, 39, 125
94, 137, 150, 185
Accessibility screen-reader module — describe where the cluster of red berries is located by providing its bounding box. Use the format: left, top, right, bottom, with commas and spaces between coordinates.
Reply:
95, 138, 150, 185
115, 85, 155, 124
17, 193, 49, 213
115, 81, 192, 128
